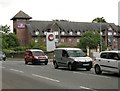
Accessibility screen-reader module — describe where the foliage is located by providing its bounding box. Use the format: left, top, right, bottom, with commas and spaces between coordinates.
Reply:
2, 33, 20, 49
27, 36, 46, 51
92, 17, 107, 23
77, 31, 103, 50
0, 25, 11, 34
57, 44, 71, 48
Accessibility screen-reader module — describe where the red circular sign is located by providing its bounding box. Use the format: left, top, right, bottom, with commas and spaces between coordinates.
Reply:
48, 34, 54, 41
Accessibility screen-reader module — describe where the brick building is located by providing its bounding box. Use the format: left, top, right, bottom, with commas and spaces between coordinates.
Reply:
11, 10, 120, 49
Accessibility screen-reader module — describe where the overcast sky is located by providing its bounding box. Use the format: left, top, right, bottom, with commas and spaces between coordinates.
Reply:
0, 0, 119, 30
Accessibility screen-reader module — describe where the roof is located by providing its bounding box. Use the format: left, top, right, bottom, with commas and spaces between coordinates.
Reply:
11, 10, 32, 20
55, 48, 82, 51
100, 50, 120, 53
26, 49, 43, 52
27, 21, 115, 36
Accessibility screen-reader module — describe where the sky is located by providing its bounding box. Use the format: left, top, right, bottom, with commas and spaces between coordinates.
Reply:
0, 0, 120, 30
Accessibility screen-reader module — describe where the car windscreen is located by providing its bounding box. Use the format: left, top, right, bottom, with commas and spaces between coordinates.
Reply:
32, 51, 45, 56
67, 50, 86, 57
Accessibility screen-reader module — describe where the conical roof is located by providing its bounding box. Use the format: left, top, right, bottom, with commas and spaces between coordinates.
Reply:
11, 10, 32, 20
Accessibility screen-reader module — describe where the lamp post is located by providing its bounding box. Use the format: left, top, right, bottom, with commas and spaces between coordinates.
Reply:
100, 22, 102, 52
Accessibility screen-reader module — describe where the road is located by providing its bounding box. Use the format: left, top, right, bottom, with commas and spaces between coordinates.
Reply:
1, 60, 120, 91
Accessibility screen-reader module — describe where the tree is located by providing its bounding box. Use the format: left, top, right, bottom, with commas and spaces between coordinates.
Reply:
2, 33, 20, 49
92, 17, 107, 23
77, 31, 102, 50
0, 25, 11, 34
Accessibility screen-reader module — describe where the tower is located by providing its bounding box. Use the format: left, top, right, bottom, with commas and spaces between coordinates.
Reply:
11, 10, 32, 46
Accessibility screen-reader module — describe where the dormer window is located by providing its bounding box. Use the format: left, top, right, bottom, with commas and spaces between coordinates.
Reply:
69, 31, 73, 35
77, 32, 80, 35
61, 31, 65, 35
114, 32, 117, 35
54, 31, 58, 35
44, 32, 47, 35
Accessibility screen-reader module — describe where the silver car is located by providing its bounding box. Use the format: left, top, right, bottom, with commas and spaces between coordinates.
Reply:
0, 52, 6, 61
93, 50, 120, 75
53, 48, 93, 71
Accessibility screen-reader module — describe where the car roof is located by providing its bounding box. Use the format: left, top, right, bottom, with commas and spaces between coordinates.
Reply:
100, 50, 120, 54
55, 48, 82, 51
26, 49, 43, 52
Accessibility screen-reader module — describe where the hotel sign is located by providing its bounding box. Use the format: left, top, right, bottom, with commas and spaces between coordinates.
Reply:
17, 23, 25, 28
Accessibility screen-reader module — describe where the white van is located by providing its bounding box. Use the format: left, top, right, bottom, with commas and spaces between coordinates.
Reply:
53, 48, 93, 71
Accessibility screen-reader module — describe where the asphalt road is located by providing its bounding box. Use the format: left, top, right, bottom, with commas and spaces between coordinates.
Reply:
1, 60, 120, 91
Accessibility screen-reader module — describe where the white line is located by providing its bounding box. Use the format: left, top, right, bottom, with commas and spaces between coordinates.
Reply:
80, 86, 91, 89
32, 74, 60, 83
73, 72, 111, 79
10, 69, 24, 73
25, 65, 35, 67
80, 86, 97, 91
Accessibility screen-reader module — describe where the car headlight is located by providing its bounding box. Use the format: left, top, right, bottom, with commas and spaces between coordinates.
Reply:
74, 58, 79, 62
34, 56, 38, 59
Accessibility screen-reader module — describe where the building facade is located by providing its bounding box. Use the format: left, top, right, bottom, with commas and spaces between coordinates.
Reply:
11, 11, 120, 49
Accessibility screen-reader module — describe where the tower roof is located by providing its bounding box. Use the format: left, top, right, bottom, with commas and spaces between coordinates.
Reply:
11, 10, 32, 20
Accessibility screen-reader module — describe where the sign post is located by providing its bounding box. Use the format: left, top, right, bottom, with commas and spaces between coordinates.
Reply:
46, 32, 55, 51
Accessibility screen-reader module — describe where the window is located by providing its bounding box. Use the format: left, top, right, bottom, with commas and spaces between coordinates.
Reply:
77, 32, 80, 35
61, 39, 64, 42
61, 32, 65, 35
54, 31, 58, 35
69, 39, 72, 42
108, 53, 120, 60
100, 53, 107, 58
62, 50, 68, 57
69, 31, 73, 35
77, 39, 79, 43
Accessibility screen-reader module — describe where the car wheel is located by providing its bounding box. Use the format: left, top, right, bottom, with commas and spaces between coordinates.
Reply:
68, 63, 74, 71
54, 62, 58, 69
45, 62, 48, 65
25, 59, 28, 64
95, 65, 102, 74
3, 58, 6, 61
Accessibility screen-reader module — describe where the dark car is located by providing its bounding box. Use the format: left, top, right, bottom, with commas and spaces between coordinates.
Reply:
25, 49, 48, 65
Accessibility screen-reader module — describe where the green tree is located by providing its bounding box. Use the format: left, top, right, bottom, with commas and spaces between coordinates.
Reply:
77, 31, 102, 50
0, 25, 11, 34
2, 33, 20, 49
92, 17, 107, 23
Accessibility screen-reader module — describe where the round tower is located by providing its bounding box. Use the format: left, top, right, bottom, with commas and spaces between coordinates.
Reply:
11, 10, 32, 46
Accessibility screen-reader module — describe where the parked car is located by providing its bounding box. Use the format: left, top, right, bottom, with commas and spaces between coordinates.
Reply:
53, 48, 93, 71
0, 52, 6, 61
93, 50, 120, 75
25, 49, 48, 65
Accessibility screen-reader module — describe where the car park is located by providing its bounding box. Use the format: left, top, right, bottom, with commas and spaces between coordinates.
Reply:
93, 50, 120, 75
25, 49, 48, 65
53, 48, 93, 71
0, 52, 6, 61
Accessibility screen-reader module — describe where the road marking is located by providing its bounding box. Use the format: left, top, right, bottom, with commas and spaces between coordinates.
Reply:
25, 65, 35, 67
10, 69, 24, 73
73, 72, 111, 79
80, 86, 97, 91
32, 74, 60, 83
80, 86, 91, 90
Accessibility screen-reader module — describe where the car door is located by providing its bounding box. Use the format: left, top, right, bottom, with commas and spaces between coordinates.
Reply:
61, 50, 69, 67
99, 52, 109, 71
54, 50, 62, 66
107, 53, 119, 73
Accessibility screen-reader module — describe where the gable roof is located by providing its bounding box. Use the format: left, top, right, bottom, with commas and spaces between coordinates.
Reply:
26, 20, 118, 36
11, 10, 32, 20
